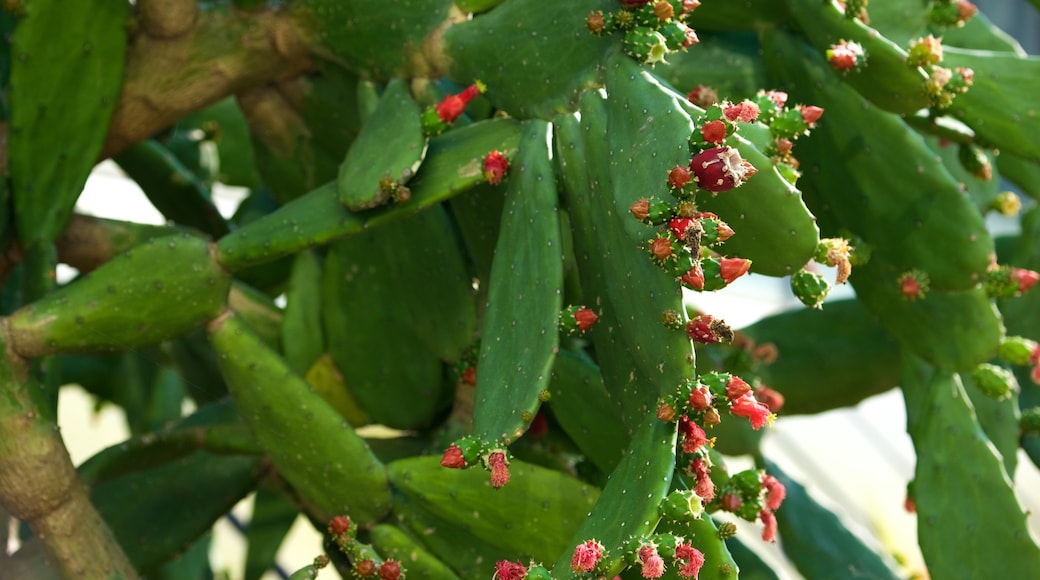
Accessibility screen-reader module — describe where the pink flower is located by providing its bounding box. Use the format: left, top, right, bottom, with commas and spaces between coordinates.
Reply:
761, 474, 786, 511
723, 100, 760, 123
674, 543, 705, 579
638, 544, 666, 579
764, 90, 788, 108
487, 451, 511, 488
826, 40, 864, 71
760, 510, 778, 543
494, 560, 528, 580
570, 539, 605, 573
754, 385, 785, 413
730, 393, 773, 430
725, 375, 752, 400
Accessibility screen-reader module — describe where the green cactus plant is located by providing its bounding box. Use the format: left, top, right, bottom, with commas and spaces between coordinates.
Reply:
2, 1, 1040, 578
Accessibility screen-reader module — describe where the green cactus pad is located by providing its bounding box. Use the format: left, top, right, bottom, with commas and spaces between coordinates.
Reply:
283, 251, 326, 375
388, 456, 599, 565
657, 516, 739, 580
295, 0, 454, 79
7, 235, 232, 357
686, 0, 789, 31
934, 10, 1026, 54
763, 460, 902, 579
217, 118, 522, 272
546, 350, 628, 473
902, 356, 1040, 579
208, 312, 393, 525
785, 0, 932, 115
245, 487, 301, 580
8, 0, 128, 245
338, 79, 427, 210
943, 47, 1040, 163
997, 154, 1040, 201
369, 524, 461, 580
90, 451, 262, 574
961, 371, 1020, 477
739, 298, 901, 415
553, 415, 677, 578
472, 120, 562, 444
321, 215, 451, 430
652, 31, 769, 102
554, 87, 691, 424
447, 182, 507, 311
443, 0, 615, 119
764, 28, 993, 291
865, 0, 932, 47
922, 135, 1000, 215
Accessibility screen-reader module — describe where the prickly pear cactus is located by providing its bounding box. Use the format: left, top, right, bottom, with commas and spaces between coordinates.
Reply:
1, 1, 1040, 579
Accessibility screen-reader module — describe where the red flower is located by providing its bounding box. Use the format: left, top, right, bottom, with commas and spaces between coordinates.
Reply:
483, 150, 509, 185
725, 375, 752, 400
755, 385, 785, 413
719, 257, 751, 284
674, 542, 705, 579
570, 539, 605, 573
764, 90, 788, 108
435, 83, 484, 123
487, 450, 511, 488
760, 509, 778, 543
440, 444, 466, 469
689, 147, 757, 193
761, 474, 786, 511
494, 560, 528, 580
730, 393, 773, 430
679, 416, 709, 454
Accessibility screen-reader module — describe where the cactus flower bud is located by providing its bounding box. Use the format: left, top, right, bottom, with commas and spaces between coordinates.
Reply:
688, 385, 713, 412
799, 105, 824, 127
638, 544, 666, 579
494, 560, 528, 580
631, 196, 673, 224
355, 559, 377, 577
958, 143, 992, 180
998, 336, 1039, 366
701, 119, 728, 144
687, 85, 719, 108
680, 262, 705, 291
689, 147, 757, 193
984, 265, 1037, 298
649, 236, 675, 262
586, 10, 607, 34
674, 542, 705, 579
682, 0, 702, 13
971, 363, 1017, 400
1013, 268, 1040, 294
571, 539, 606, 573
990, 191, 1022, 216
653, 1, 674, 20
719, 492, 743, 512
760, 509, 778, 542
667, 165, 694, 191
685, 314, 733, 344
483, 150, 510, 185
725, 375, 752, 400
791, 269, 830, 308
435, 82, 485, 124
755, 385, 785, 413
440, 444, 467, 468
826, 40, 865, 71
328, 515, 351, 536
573, 307, 598, 331
898, 270, 929, 300
379, 560, 402, 580
486, 450, 511, 488
730, 393, 774, 429
657, 401, 677, 422
719, 257, 752, 284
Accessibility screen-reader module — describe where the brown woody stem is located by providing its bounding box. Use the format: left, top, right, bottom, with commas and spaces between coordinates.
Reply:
0, 322, 137, 578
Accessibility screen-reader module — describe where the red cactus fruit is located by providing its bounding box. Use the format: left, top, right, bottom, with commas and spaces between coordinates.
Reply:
328, 515, 351, 536
689, 147, 757, 193
379, 560, 401, 580
355, 559, 378, 578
